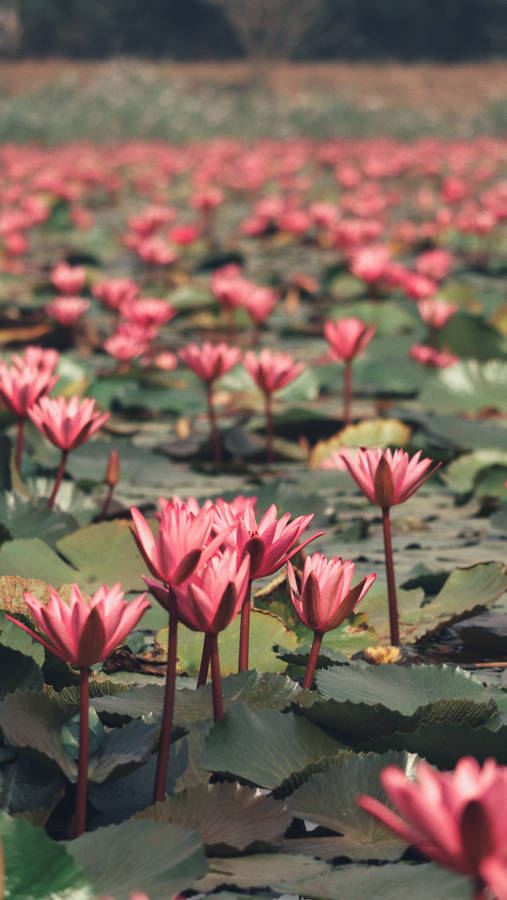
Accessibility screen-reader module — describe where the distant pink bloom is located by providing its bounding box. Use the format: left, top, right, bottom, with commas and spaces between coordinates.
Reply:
401, 272, 437, 301
410, 344, 459, 367
104, 331, 150, 362
324, 317, 375, 362
135, 236, 178, 266
4, 232, 27, 256
358, 757, 507, 898
128, 205, 176, 237
243, 349, 304, 395
172, 548, 250, 634
339, 447, 441, 510
121, 297, 177, 329
6, 583, 149, 668
93, 278, 139, 311
210, 265, 251, 311
287, 552, 376, 633
45, 296, 90, 326
417, 298, 459, 329
416, 249, 453, 281
349, 244, 390, 284
179, 341, 241, 384
243, 286, 278, 325
191, 187, 223, 211
0, 364, 58, 418
29, 396, 110, 451
152, 351, 178, 371
168, 224, 201, 246
51, 262, 86, 295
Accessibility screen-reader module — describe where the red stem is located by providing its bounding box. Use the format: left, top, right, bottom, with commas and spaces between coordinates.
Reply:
382, 507, 400, 646
209, 633, 224, 720
473, 880, 488, 900
238, 580, 252, 672
197, 633, 212, 687
74, 666, 90, 838
206, 382, 222, 465
15, 416, 25, 471
96, 483, 114, 522
153, 606, 178, 803
264, 390, 274, 464
343, 360, 352, 425
302, 631, 323, 689
46, 450, 69, 510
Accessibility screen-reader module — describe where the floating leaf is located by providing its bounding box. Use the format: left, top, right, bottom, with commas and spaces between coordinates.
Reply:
309, 418, 411, 468
196, 852, 329, 893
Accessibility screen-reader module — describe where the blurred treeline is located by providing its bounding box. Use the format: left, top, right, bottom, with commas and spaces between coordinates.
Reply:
8, 0, 507, 60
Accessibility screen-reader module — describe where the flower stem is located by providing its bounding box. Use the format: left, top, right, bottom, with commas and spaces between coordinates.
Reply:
206, 382, 222, 465
153, 605, 178, 804
15, 416, 25, 471
473, 879, 488, 900
197, 633, 212, 687
238, 580, 252, 672
382, 507, 400, 646
209, 633, 224, 720
46, 450, 69, 510
302, 631, 323, 689
264, 390, 274, 464
96, 483, 114, 522
74, 666, 90, 838
343, 361, 352, 425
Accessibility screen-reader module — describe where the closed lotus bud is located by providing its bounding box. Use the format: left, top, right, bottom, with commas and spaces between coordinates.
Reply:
374, 454, 395, 509
105, 449, 120, 487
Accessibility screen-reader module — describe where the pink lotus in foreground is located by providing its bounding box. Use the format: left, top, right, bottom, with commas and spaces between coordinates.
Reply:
358, 757, 507, 900
8, 582, 149, 667
288, 553, 376, 688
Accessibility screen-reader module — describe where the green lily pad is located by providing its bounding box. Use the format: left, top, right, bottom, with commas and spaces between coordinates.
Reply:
443, 449, 507, 494
56, 520, 148, 592
419, 360, 507, 414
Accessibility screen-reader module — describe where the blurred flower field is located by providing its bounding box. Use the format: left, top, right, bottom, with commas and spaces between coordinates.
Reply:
0, 66, 506, 899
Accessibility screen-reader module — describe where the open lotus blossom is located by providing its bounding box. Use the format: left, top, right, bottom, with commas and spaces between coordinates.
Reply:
11, 345, 59, 374
45, 296, 90, 326
120, 297, 177, 329
417, 297, 459, 330
410, 343, 459, 367
288, 553, 376, 687
8, 582, 149, 668
340, 447, 441, 646
324, 317, 376, 423
215, 500, 323, 672
51, 262, 87, 295
104, 330, 151, 363
173, 547, 250, 635
179, 342, 241, 464
29, 396, 110, 508
415, 248, 453, 281
6, 582, 149, 837
349, 243, 390, 287
210, 264, 251, 312
243, 349, 305, 463
243, 285, 278, 327
93, 278, 139, 311
339, 447, 441, 509
358, 757, 507, 900
0, 362, 59, 469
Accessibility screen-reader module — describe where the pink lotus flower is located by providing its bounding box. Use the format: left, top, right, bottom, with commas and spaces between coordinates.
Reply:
218, 501, 322, 581
130, 503, 226, 590
45, 296, 90, 326
210, 265, 251, 311
358, 757, 507, 899
410, 344, 459, 367
349, 244, 390, 284
152, 351, 178, 371
51, 262, 86, 295
287, 552, 376, 688
167, 224, 201, 246
93, 278, 139, 311
29, 395, 110, 452
172, 548, 250, 635
135, 236, 178, 267
120, 297, 177, 329
401, 272, 437, 301
287, 553, 376, 633
243, 286, 278, 325
243, 349, 304, 395
417, 298, 459, 330
339, 447, 441, 646
7, 582, 149, 667
11, 346, 59, 374
416, 248, 453, 281
179, 342, 241, 384
0, 363, 58, 418
104, 331, 150, 363
339, 447, 441, 510
324, 317, 375, 363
